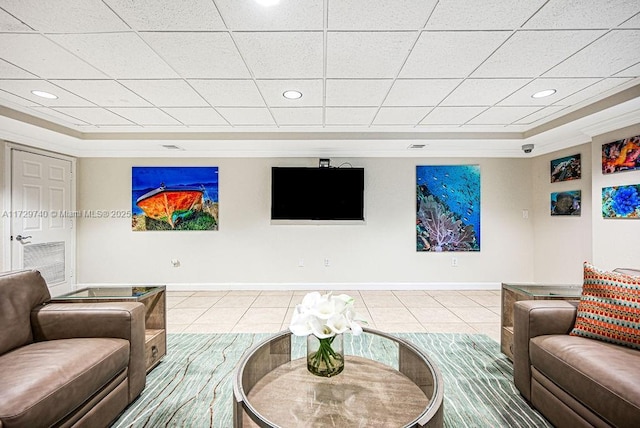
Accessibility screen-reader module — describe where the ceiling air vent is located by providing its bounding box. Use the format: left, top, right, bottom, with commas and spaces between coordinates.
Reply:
408, 144, 427, 149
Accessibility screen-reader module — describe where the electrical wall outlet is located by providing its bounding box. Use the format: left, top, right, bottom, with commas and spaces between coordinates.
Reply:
324, 258, 330, 267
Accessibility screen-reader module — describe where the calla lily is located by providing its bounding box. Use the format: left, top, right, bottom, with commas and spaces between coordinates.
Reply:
289, 291, 364, 338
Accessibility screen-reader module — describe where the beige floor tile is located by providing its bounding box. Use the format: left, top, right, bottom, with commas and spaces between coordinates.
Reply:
449, 307, 500, 323
360, 290, 396, 297
166, 296, 188, 309
409, 307, 464, 323
376, 323, 427, 333
167, 292, 194, 297
172, 296, 222, 309
469, 322, 501, 342
465, 294, 501, 306
393, 290, 428, 296
259, 290, 294, 296
167, 307, 208, 324
362, 295, 405, 308
460, 290, 497, 296
213, 295, 257, 307
239, 307, 288, 324
226, 291, 260, 296
426, 290, 462, 297
368, 307, 419, 324
433, 295, 481, 307
167, 323, 188, 333
183, 323, 234, 334
191, 291, 228, 297
396, 294, 443, 308
486, 306, 501, 316
194, 307, 247, 324
251, 295, 293, 308
423, 323, 477, 334
232, 323, 283, 333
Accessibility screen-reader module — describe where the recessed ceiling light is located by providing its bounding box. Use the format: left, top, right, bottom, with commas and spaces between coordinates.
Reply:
255, 0, 280, 6
531, 89, 556, 99
31, 90, 58, 99
283, 90, 302, 100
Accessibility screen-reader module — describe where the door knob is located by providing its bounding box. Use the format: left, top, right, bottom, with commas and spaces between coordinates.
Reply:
15, 235, 32, 242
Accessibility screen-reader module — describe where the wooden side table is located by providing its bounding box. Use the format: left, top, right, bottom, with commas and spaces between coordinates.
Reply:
501, 283, 582, 361
52, 285, 166, 372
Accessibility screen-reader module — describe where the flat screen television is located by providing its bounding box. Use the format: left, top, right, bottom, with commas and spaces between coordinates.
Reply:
271, 167, 364, 222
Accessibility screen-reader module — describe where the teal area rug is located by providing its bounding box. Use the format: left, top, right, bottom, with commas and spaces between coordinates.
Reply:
113, 333, 550, 427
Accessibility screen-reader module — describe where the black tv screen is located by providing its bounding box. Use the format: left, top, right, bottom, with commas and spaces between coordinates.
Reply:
271, 167, 364, 221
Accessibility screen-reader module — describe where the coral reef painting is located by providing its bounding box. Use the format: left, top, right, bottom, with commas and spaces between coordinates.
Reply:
551, 190, 581, 216
602, 184, 640, 219
417, 165, 480, 252
132, 167, 219, 231
551, 154, 581, 182
602, 135, 640, 174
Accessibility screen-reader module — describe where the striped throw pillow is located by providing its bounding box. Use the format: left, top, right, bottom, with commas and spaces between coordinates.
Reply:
570, 262, 640, 350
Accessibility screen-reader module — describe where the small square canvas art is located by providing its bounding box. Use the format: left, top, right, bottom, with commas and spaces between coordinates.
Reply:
551, 190, 581, 216
602, 184, 640, 219
602, 135, 640, 174
551, 154, 581, 182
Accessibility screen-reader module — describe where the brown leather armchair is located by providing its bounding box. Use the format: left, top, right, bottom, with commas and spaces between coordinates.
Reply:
0, 270, 146, 427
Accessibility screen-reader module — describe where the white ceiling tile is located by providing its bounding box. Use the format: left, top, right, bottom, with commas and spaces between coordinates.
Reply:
120, 80, 208, 107
233, 32, 323, 78
256, 80, 323, 107
385, 79, 461, 106
426, 0, 546, 30
442, 79, 529, 106
399, 32, 511, 78
53, 107, 133, 125
104, 0, 225, 31
329, 0, 437, 30
216, 108, 275, 126
1, 0, 128, 32
513, 105, 568, 125
50, 80, 151, 107
325, 107, 377, 125
0, 9, 32, 31
108, 108, 181, 125
141, 32, 251, 79
552, 78, 633, 106
0, 34, 106, 79
189, 80, 265, 107
544, 30, 640, 78
498, 78, 600, 106
523, 0, 640, 29
31, 106, 89, 125
619, 13, 640, 28
420, 107, 486, 125
327, 32, 416, 78
615, 63, 640, 77
49, 33, 179, 79
161, 107, 227, 125
473, 30, 606, 78
0, 90, 39, 107
373, 107, 430, 125
272, 107, 323, 125
215, 0, 323, 30
468, 106, 542, 125
326, 80, 392, 106
0, 59, 37, 78
0, 79, 95, 106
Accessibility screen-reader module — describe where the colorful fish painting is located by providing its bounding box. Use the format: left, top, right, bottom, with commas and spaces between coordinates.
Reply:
602, 135, 640, 174
602, 184, 640, 219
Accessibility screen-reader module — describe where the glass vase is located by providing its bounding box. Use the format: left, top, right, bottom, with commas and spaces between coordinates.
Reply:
306, 333, 344, 377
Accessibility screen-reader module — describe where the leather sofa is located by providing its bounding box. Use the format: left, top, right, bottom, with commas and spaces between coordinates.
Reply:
513, 269, 640, 428
0, 270, 146, 427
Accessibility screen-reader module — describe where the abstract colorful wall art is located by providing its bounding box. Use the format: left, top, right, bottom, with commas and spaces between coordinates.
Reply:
132, 167, 219, 231
551, 190, 581, 216
602, 184, 640, 219
602, 135, 640, 174
551, 154, 581, 182
417, 165, 480, 252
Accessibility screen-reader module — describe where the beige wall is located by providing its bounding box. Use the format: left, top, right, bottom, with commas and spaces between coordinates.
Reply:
0, 141, 5, 270
76, 156, 534, 289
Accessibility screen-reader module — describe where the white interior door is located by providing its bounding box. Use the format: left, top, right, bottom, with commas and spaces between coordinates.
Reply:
10, 149, 75, 296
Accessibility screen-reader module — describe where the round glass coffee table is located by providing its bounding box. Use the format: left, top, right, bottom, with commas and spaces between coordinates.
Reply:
233, 328, 444, 427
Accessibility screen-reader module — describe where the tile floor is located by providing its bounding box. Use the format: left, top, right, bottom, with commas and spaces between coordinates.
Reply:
167, 289, 502, 343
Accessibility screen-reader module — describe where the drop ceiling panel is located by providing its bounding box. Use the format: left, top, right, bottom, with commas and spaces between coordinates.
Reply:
498, 78, 600, 106
325, 107, 377, 125
373, 107, 430, 125
233, 32, 323, 79
53, 107, 133, 125
468, 106, 542, 125
272, 107, 323, 126
327, 32, 416, 78
514, 105, 568, 125
523, 0, 640, 29
420, 106, 486, 125
1, 0, 128, 32
0, 79, 94, 106
256, 80, 323, 107
189, 80, 265, 107
51, 80, 151, 107
399, 32, 511, 78
216, 107, 275, 126
0, 34, 106, 79
49, 33, 178, 79
0, 9, 33, 31
120, 80, 208, 107
441, 79, 529, 106
0, 90, 39, 107
620, 13, 640, 28
31, 106, 89, 125
160, 107, 227, 126
328, 0, 436, 30
0, 59, 36, 78
552, 77, 634, 106
215, 0, 323, 30
326, 80, 392, 107
385, 79, 461, 106
104, 0, 225, 31
426, 0, 546, 30
108, 107, 181, 125
544, 30, 640, 78
616, 63, 640, 77
473, 30, 606, 78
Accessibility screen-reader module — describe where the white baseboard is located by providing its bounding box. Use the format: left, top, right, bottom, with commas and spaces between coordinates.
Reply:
76, 282, 501, 292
